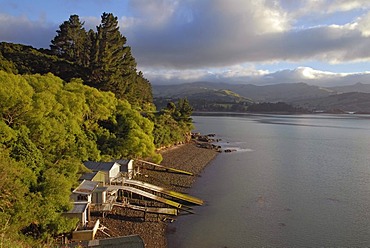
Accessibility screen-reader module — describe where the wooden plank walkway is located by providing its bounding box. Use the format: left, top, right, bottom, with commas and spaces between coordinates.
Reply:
125, 179, 204, 205
108, 185, 182, 209
114, 203, 178, 215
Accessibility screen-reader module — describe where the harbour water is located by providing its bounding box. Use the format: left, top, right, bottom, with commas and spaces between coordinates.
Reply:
167, 114, 370, 247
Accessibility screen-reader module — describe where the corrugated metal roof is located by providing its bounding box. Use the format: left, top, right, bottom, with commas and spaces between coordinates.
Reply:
84, 161, 118, 172
115, 159, 132, 173
73, 180, 99, 195
67, 202, 88, 214
93, 187, 108, 193
79, 171, 99, 181
115, 159, 131, 165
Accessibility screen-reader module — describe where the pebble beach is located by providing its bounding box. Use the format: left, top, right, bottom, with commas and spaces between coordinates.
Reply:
92, 141, 218, 248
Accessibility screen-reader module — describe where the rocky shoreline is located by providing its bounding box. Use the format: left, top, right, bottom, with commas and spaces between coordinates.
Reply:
91, 140, 219, 248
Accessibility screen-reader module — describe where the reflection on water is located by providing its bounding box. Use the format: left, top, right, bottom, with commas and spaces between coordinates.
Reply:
168, 114, 370, 248
257, 116, 370, 130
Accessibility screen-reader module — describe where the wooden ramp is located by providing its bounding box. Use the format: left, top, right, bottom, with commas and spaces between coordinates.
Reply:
108, 185, 182, 209
125, 179, 204, 206
137, 160, 194, 176
114, 203, 178, 215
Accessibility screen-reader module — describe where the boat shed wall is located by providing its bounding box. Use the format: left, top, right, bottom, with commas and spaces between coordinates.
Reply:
84, 161, 121, 183
116, 159, 134, 179
63, 202, 89, 227
80, 171, 106, 186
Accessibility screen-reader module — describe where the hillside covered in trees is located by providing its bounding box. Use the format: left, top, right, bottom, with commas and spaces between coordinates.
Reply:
1, 13, 153, 108
0, 13, 193, 247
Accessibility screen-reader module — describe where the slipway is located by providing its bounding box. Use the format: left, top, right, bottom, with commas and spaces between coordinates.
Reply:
124, 179, 204, 206
108, 185, 182, 209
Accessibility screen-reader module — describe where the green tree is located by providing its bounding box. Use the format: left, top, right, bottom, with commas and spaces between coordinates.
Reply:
152, 99, 194, 148
0, 42, 85, 82
3, 12, 154, 109
0, 51, 17, 73
0, 149, 33, 247
97, 99, 161, 162
88, 13, 153, 107
152, 112, 183, 147
0, 71, 34, 128
90, 13, 127, 94
177, 98, 193, 121
0, 72, 101, 242
50, 15, 90, 67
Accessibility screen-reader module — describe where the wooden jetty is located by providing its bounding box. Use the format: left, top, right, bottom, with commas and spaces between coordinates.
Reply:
124, 179, 204, 205
113, 203, 178, 216
108, 185, 182, 209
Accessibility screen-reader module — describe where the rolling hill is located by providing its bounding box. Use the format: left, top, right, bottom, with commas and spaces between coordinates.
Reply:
292, 92, 370, 113
153, 81, 370, 113
328, 82, 370, 94
153, 81, 336, 103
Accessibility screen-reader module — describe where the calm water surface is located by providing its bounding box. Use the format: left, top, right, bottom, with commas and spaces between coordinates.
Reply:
167, 114, 370, 248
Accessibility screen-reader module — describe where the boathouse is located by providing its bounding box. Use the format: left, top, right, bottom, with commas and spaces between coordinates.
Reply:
71, 180, 99, 203
63, 202, 90, 227
79, 171, 106, 186
63, 202, 100, 241
84, 161, 121, 184
115, 159, 135, 179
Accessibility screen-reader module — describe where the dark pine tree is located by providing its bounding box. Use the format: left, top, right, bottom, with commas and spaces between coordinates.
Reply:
50, 15, 90, 67
90, 12, 127, 97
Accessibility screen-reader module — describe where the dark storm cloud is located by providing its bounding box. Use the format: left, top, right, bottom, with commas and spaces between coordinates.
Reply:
125, 0, 290, 68
1, 0, 370, 86
2, 0, 370, 68
124, 0, 370, 69
0, 14, 57, 48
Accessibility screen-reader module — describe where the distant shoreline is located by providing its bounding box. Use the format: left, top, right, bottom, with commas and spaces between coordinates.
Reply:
192, 111, 370, 116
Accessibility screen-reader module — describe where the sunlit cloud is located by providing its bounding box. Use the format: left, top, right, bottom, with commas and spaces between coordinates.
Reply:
145, 65, 370, 86
1, 0, 370, 85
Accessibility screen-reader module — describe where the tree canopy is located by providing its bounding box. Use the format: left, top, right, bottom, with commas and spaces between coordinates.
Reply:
50, 14, 90, 67
50, 12, 153, 108
0, 12, 195, 246
1, 13, 152, 110
0, 71, 162, 245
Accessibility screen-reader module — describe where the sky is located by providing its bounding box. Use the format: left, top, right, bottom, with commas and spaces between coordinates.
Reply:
1, 0, 370, 86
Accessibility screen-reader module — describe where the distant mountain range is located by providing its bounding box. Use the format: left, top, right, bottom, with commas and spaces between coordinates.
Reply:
327, 82, 370, 94
153, 82, 370, 113
292, 92, 370, 113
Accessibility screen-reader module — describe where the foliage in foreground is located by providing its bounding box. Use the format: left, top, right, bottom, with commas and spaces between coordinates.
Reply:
151, 99, 194, 147
0, 71, 161, 244
0, 13, 152, 109
0, 12, 193, 150
0, 12, 195, 246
